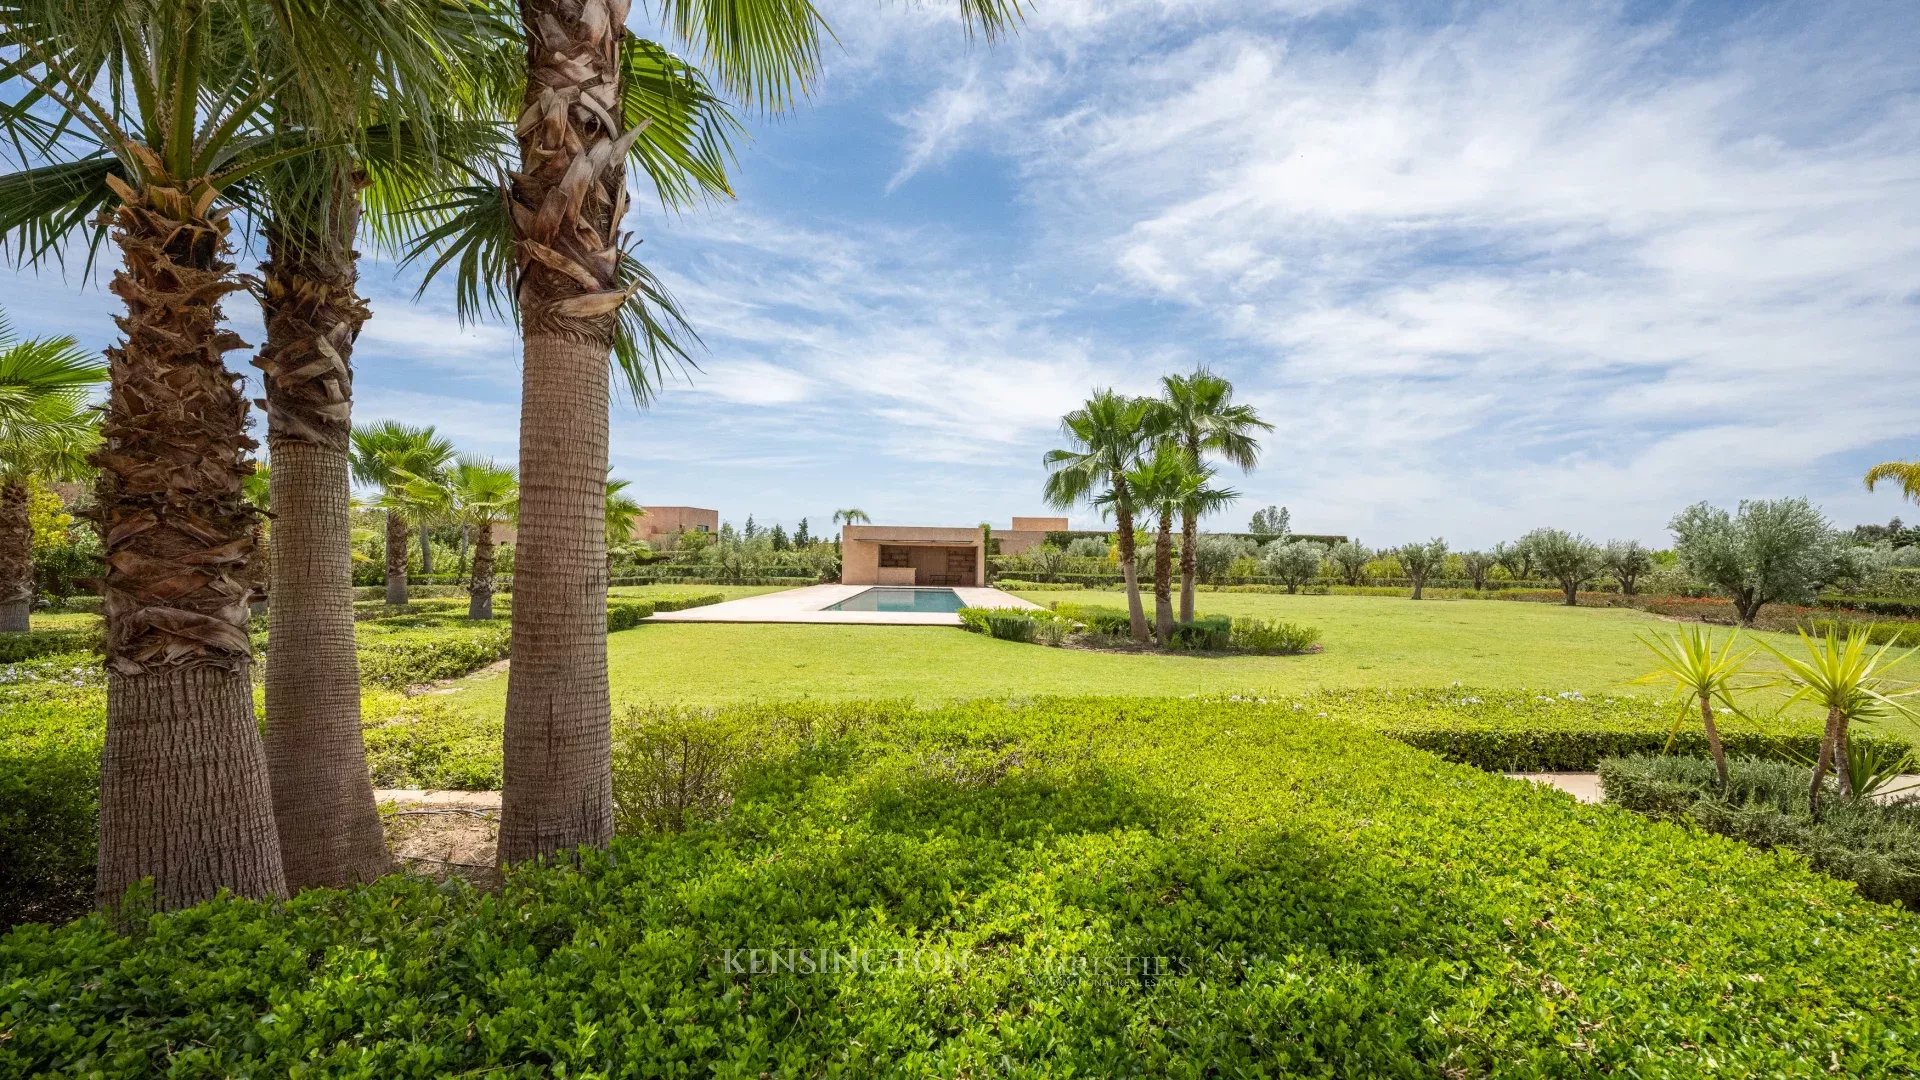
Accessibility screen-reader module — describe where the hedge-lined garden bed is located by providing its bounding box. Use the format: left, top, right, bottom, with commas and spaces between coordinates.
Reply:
4, 696, 1918, 1075
1600, 754, 1920, 907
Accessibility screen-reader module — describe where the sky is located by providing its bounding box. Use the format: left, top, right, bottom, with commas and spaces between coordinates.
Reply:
5, 0, 1919, 547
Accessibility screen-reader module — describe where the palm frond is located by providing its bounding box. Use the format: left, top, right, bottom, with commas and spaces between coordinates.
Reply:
651, 0, 827, 112
0, 155, 121, 271
622, 37, 741, 208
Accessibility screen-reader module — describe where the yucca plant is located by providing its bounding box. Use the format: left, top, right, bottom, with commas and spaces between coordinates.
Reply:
1636, 625, 1756, 790
1760, 627, 1920, 815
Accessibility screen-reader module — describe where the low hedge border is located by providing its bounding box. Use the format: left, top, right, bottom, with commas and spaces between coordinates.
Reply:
0, 629, 101, 664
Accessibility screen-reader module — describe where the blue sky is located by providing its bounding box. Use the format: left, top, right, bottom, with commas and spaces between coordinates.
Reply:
7, 0, 1919, 546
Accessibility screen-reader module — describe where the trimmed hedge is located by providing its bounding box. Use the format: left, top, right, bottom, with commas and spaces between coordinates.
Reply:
608, 599, 656, 631
1600, 754, 1920, 907
7, 697, 1920, 1075
0, 628, 99, 664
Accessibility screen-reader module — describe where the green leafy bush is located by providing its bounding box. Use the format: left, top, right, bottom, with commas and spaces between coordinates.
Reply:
611, 704, 764, 834
1600, 754, 1920, 907
993, 579, 1086, 591
1049, 602, 1134, 635
353, 627, 512, 689
649, 592, 725, 613
1229, 616, 1321, 654
359, 691, 503, 791
1821, 595, 1920, 617
0, 628, 99, 663
984, 611, 1037, 643
607, 599, 656, 631
7, 697, 1920, 1075
1799, 617, 1920, 647
0, 676, 102, 927
1168, 615, 1232, 650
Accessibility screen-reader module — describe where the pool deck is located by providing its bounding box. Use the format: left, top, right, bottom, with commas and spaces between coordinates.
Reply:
648, 584, 1043, 625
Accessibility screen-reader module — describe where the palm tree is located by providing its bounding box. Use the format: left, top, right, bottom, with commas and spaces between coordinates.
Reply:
606, 477, 644, 545
402, 0, 1023, 867
0, 0, 454, 911
403, 457, 519, 620
1045, 390, 1154, 642
349, 422, 455, 607
832, 508, 872, 529
1152, 370, 1270, 622
1865, 460, 1920, 506
0, 319, 105, 631
1119, 444, 1239, 644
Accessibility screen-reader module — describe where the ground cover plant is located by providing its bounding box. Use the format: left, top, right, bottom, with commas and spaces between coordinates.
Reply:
1600, 753, 1920, 907
6, 696, 1920, 1076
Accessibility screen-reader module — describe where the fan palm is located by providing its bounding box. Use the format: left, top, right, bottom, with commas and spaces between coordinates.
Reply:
1151, 370, 1270, 622
1865, 460, 1920, 506
832, 507, 871, 528
1045, 390, 1153, 642
1117, 443, 1239, 644
0, 0, 465, 910
401, 456, 518, 620
403, 0, 1024, 867
605, 477, 644, 546
0, 317, 104, 631
349, 422, 456, 607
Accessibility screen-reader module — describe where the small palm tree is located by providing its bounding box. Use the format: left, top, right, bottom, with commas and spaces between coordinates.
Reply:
605, 477, 645, 546
833, 508, 872, 529
1114, 443, 1239, 645
1152, 370, 1270, 622
0, 317, 105, 631
1045, 390, 1154, 642
349, 422, 455, 606
402, 457, 518, 620
1760, 627, 1920, 814
1865, 460, 1920, 506
1637, 626, 1755, 790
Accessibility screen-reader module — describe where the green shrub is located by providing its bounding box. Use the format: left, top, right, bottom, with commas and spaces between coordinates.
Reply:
1821, 595, 1920, 618
0, 628, 99, 663
607, 599, 656, 631
353, 627, 512, 689
1600, 754, 1920, 907
1049, 602, 1134, 635
1799, 617, 1920, 647
650, 592, 725, 613
0, 680, 102, 927
995, 579, 1086, 591
984, 611, 1037, 643
955, 606, 993, 634
1168, 615, 1232, 651
611, 704, 765, 834
359, 691, 503, 791
1229, 616, 1321, 654
7, 696, 1920, 1076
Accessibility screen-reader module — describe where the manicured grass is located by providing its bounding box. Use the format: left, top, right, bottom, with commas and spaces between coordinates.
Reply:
7, 697, 1919, 1076
442, 590, 1815, 713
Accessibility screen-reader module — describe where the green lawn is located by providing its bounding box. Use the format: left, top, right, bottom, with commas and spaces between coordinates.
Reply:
442, 589, 1817, 714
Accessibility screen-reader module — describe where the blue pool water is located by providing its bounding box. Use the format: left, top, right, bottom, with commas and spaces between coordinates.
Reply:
827, 588, 966, 613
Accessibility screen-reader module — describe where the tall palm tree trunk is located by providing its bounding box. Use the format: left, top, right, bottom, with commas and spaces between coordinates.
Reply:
498, 0, 632, 864
93, 177, 285, 911
1177, 504, 1198, 623
384, 510, 409, 605
469, 522, 497, 621
420, 527, 434, 575
0, 479, 30, 632
1153, 513, 1175, 644
501, 334, 613, 862
253, 190, 391, 890
1111, 489, 1148, 643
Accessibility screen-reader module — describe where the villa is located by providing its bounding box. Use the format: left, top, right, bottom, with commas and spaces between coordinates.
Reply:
840, 517, 1066, 587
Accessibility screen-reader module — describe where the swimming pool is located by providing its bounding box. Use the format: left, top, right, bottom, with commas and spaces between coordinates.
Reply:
826, 587, 966, 614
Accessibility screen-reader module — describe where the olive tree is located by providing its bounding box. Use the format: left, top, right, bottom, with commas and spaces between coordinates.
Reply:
1396, 538, 1448, 599
1668, 498, 1839, 626
1457, 550, 1496, 590
1327, 540, 1372, 586
1492, 538, 1535, 582
1524, 528, 1602, 605
1262, 539, 1325, 594
1194, 534, 1255, 584
1248, 505, 1290, 539
1601, 539, 1654, 595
